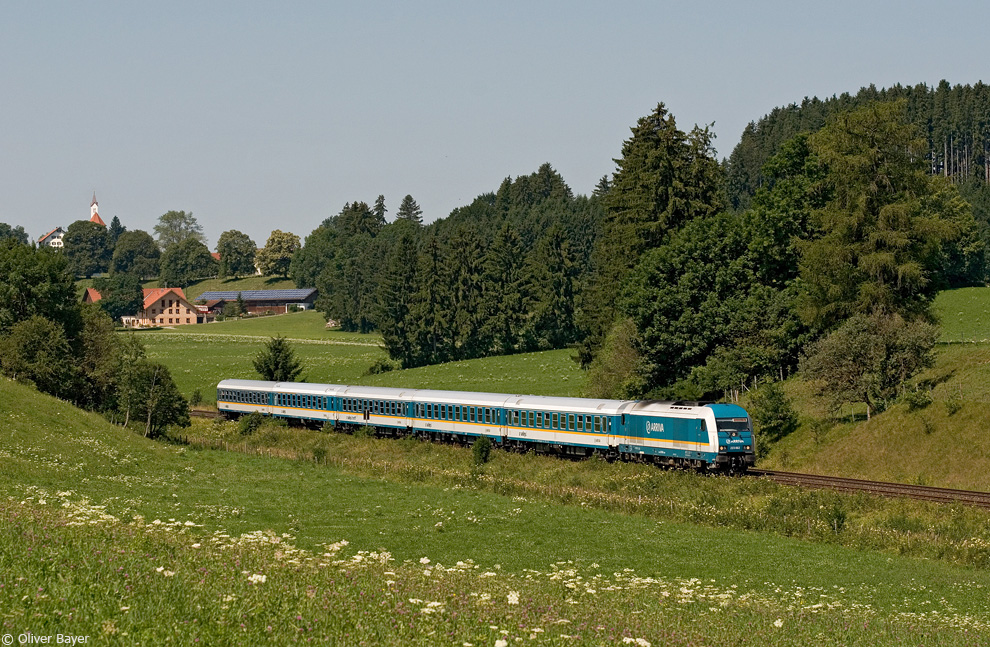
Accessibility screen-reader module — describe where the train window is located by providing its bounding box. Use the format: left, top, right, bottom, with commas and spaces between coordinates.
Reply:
568, 414, 575, 430
577, 416, 584, 432
467, 407, 473, 423
594, 417, 601, 433
552, 413, 558, 429
454, 406, 460, 421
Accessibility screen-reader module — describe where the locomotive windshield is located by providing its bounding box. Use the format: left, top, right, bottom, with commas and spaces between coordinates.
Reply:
716, 418, 751, 433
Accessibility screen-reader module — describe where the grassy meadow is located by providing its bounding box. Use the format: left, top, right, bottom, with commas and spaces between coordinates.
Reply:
137, 310, 588, 402
5, 379, 990, 645
755, 287, 990, 489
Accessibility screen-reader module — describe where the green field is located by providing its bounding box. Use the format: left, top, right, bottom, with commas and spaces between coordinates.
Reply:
139, 310, 588, 402
935, 286, 990, 343
4, 379, 990, 645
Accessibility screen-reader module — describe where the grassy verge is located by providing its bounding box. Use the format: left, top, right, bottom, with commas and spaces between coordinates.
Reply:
4, 380, 990, 644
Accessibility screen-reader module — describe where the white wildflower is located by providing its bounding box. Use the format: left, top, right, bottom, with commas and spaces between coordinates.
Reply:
495, 640, 508, 647
248, 573, 267, 584
420, 557, 431, 564
773, 618, 783, 628
507, 591, 520, 605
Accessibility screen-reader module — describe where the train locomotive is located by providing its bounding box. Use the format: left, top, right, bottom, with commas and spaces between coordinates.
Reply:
216, 379, 756, 472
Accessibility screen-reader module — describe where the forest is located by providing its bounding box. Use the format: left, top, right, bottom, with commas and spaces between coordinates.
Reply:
289, 82, 988, 414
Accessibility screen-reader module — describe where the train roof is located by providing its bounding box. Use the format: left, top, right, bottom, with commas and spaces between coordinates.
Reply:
215, 380, 750, 418
217, 379, 280, 391
273, 381, 348, 395
503, 394, 630, 415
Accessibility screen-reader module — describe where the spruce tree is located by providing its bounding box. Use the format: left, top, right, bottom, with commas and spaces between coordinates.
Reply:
252, 336, 303, 382
396, 195, 424, 224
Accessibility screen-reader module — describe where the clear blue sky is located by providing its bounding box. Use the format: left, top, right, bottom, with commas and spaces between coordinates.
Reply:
2, 0, 986, 248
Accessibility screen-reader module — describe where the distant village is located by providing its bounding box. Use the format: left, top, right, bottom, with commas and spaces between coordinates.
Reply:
41, 194, 315, 328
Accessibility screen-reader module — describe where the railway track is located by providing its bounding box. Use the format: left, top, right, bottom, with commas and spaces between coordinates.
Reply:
750, 469, 990, 509
187, 410, 990, 509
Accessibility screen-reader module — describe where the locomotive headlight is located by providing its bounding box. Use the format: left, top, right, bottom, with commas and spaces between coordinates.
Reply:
745, 445, 751, 450
719, 445, 726, 452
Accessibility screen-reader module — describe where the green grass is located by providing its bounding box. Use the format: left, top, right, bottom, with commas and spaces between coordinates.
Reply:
137, 310, 589, 402
934, 286, 990, 343
4, 379, 990, 644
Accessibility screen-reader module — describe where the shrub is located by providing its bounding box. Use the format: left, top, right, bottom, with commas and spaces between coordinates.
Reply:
901, 388, 932, 411
239, 412, 265, 436
367, 358, 400, 375
749, 381, 798, 444
945, 391, 963, 415
472, 436, 492, 466
189, 388, 202, 407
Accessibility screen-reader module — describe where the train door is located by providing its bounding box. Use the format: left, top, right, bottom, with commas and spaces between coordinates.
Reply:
362, 400, 370, 423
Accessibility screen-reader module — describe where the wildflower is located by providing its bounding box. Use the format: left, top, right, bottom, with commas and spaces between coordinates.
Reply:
507, 591, 520, 605
420, 557, 431, 564
248, 573, 267, 584
495, 640, 508, 647
773, 618, 783, 628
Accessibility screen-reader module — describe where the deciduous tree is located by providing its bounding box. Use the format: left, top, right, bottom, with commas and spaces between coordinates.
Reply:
154, 210, 205, 251
255, 230, 300, 278
216, 230, 257, 279
63, 220, 111, 277
111, 230, 160, 278
159, 238, 217, 288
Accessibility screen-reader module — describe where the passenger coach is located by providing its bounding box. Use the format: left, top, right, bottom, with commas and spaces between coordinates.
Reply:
216, 379, 755, 472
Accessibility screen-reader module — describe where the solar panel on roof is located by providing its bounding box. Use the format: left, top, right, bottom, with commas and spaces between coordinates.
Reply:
197, 289, 316, 301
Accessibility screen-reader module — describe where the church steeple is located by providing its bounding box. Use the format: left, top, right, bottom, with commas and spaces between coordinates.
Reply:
89, 192, 106, 226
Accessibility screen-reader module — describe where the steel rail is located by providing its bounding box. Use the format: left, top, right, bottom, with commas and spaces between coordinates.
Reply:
750, 469, 990, 509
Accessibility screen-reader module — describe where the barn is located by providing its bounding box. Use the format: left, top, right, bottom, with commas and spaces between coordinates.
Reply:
196, 288, 317, 315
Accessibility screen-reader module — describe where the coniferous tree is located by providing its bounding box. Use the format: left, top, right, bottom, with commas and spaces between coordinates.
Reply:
252, 336, 304, 382
520, 224, 579, 351
581, 104, 723, 366
409, 235, 454, 365
479, 224, 526, 355
107, 216, 125, 248
396, 195, 424, 225
447, 227, 486, 359
798, 101, 972, 331
375, 230, 419, 367
373, 195, 387, 223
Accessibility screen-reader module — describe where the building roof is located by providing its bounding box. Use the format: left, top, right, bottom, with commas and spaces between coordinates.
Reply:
196, 288, 317, 302
83, 287, 102, 303
90, 212, 106, 226
38, 227, 65, 244
143, 287, 188, 310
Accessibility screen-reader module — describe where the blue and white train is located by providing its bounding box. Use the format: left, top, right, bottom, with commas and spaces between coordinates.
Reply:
216, 379, 756, 471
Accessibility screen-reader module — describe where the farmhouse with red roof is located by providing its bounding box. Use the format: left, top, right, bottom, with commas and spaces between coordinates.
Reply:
84, 287, 214, 326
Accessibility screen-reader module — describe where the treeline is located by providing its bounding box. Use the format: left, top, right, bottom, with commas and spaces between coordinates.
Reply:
290, 165, 603, 368
582, 100, 977, 414
0, 240, 189, 437
725, 81, 990, 286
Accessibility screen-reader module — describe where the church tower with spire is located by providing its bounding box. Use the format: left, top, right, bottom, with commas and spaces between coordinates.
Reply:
90, 193, 106, 226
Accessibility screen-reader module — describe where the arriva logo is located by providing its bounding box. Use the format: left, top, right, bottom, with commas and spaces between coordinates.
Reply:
647, 422, 665, 433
